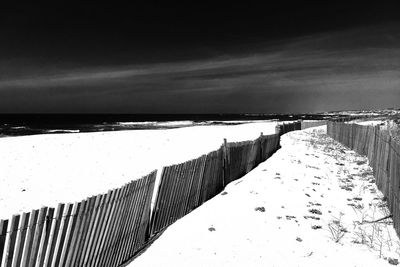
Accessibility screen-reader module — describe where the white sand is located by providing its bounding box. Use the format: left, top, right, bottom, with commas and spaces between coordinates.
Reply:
0, 121, 277, 219
130, 126, 400, 267
356, 120, 385, 126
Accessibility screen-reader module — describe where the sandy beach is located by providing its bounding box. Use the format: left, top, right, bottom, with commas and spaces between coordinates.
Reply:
129, 126, 400, 267
0, 121, 276, 219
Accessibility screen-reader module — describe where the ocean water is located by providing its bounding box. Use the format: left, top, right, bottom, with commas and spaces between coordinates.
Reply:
0, 114, 327, 137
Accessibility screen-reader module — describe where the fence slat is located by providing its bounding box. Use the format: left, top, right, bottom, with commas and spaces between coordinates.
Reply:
51, 203, 72, 267
73, 197, 96, 266
92, 190, 118, 267
119, 179, 141, 262
134, 171, 156, 254
21, 209, 39, 267
12, 212, 29, 267
0, 220, 9, 264
89, 190, 115, 267
107, 183, 134, 267
98, 186, 127, 267
150, 167, 169, 234
64, 200, 87, 267
28, 207, 47, 267
42, 204, 63, 267
162, 165, 179, 229
82, 194, 108, 267
2, 215, 20, 267
35, 208, 54, 267
79, 194, 103, 267
58, 202, 80, 267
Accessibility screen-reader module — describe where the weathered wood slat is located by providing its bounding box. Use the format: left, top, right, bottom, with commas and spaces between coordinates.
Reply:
98, 186, 127, 267
129, 177, 149, 257
35, 208, 54, 267
96, 188, 122, 267
192, 155, 207, 209
186, 155, 207, 213
51, 203, 73, 267
178, 160, 195, 219
150, 167, 169, 234
2, 215, 20, 267
129, 173, 155, 257
112, 183, 136, 265
166, 164, 181, 227
135, 172, 156, 254
107, 183, 134, 266
162, 164, 179, 229
127, 178, 147, 258
12, 212, 30, 267
28, 207, 47, 267
172, 161, 188, 223
83, 194, 109, 267
88, 190, 113, 267
75, 197, 98, 267
92, 189, 119, 267
64, 200, 87, 267
42, 204, 63, 267
21, 209, 39, 267
0, 219, 8, 265
58, 202, 80, 267
119, 179, 141, 263
198, 153, 211, 206
79, 194, 103, 267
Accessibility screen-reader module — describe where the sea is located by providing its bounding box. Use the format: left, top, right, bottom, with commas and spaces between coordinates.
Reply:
0, 114, 330, 137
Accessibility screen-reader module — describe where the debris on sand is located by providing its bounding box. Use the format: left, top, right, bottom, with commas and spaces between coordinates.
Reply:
255, 207, 265, 212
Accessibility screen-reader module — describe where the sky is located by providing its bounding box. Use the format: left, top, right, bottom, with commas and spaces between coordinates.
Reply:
0, 3, 399, 114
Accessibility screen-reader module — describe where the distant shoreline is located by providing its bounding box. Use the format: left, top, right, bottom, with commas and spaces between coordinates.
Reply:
0, 113, 327, 137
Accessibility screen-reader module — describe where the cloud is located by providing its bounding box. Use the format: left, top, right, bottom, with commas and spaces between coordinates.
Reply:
1, 24, 400, 113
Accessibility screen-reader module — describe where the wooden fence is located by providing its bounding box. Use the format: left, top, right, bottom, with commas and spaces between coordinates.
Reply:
327, 121, 400, 238
301, 120, 326, 130
150, 132, 281, 235
0, 121, 299, 266
0, 172, 156, 267
277, 121, 301, 135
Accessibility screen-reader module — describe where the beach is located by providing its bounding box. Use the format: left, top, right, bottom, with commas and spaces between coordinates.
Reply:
0, 121, 276, 219
129, 126, 400, 266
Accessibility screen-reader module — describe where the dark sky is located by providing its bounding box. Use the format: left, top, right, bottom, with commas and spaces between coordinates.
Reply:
1, 2, 400, 113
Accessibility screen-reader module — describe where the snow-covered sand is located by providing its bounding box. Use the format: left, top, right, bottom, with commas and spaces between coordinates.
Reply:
130, 126, 400, 267
0, 121, 276, 219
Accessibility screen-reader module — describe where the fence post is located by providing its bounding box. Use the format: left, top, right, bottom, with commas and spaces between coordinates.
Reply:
222, 138, 228, 187
259, 132, 264, 163
0, 220, 8, 264
275, 124, 281, 135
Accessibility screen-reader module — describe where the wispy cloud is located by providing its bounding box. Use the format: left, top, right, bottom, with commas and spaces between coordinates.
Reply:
1, 24, 400, 113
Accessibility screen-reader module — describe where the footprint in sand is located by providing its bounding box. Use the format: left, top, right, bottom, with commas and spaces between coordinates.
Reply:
255, 207, 266, 212
304, 215, 320, 220
308, 209, 322, 215
311, 225, 322, 230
